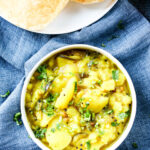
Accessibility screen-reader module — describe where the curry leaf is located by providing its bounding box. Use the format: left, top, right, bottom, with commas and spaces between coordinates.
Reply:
51, 128, 56, 133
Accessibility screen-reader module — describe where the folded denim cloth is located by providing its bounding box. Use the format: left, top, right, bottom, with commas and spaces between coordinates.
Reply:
129, 0, 150, 21
0, 0, 150, 149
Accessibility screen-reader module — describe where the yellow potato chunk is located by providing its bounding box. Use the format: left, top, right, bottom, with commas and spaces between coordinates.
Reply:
116, 72, 126, 86
48, 56, 55, 68
99, 69, 112, 81
101, 79, 115, 91
81, 71, 99, 88
46, 116, 72, 150
91, 125, 117, 150
77, 56, 90, 73
67, 107, 81, 135
109, 93, 132, 115
89, 96, 109, 113
88, 132, 99, 143
122, 95, 132, 105
35, 111, 42, 120
47, 130, 71, 150
57, 57, 74, 67
64, 146, 76, 150
72, 133, 88, 146
40, 113, 54, 127
59, 64, 78, 75
27, 83, 33, 90
57, 57, 78, 76
25, 93, 32, 102
55, 77, 77, 109
30, 81, 45, 108
67, 107, 80, 123
82, 95, 109, 113
52, 76, 68, 93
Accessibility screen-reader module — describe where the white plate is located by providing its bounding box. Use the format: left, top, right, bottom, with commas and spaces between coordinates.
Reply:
1, 0, 118, 34
38, 0, 118, 34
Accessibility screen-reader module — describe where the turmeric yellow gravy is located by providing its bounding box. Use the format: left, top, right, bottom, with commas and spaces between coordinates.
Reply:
25, 50, 132, 150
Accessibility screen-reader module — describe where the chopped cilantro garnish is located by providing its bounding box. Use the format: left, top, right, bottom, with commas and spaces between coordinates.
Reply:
51, 128, 56, 133
37, 65, 46, 73
74, 81, 78, 93
46, 93, 59, 102
37, 65, 47, 80
37, 72, 47, 80
79, 100, 96, 123
108, 35, 119, 41
117, 20, 124, 30
69, 72, 75, 76
85, 102, 90, 107
105, 109, 114, 115
68, 101, 74, 106
0, 90, 10, 98
126, 110, 130, 116
90, 81, 96, 88
101, 43, 106, 47
89, 84, 95, 89
79, 108, 84, 114
95, 122, 99, 128
132, 142, 138, 149
28, 135, 31, 138
40, 81, 46, 91
92, 113, 95, 121
13, 112, 22, 126
87, 60, 98, 67
88, 60, 94, 67
111, 122, 119, 127
97, 80, 102, 85
98, 129, 105, 136
80, 97, 85, 102
34, 127, 47, 139
118, 111, 130, 119
78, 80, 82, 84
92, 81, 96, 84
42, 103, 54, 116
112, 70, 119, 81
83, 110, 91, 122
56, 123, 61, 130
86, 141, 91, 150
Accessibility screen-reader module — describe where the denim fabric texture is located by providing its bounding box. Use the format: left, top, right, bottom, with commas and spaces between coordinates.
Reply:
0, 0, 150, 149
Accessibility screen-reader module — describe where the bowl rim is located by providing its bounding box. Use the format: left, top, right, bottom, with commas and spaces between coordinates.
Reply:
21, 44, 136, 150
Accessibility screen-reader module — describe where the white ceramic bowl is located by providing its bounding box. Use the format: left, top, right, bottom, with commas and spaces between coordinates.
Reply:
21, 44, 136, 150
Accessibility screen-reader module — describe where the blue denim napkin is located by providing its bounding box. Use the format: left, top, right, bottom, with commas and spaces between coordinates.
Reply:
0, 0, 150, 149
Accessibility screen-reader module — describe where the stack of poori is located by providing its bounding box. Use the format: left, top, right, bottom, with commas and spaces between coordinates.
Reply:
0, 0, 104, 31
